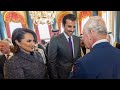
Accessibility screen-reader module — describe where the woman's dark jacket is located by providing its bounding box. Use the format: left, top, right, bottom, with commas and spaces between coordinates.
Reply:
4, 50, 48, 79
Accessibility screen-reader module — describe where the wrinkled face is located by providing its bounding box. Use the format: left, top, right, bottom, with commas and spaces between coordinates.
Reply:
16, 33, 36, 54
82, 31, 93, 49
63, 19, 76, 36
0, 41, 10, 54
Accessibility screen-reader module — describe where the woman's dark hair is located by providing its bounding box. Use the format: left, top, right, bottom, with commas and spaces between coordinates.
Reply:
62, 14, 76, 26
12, 28, 37, 53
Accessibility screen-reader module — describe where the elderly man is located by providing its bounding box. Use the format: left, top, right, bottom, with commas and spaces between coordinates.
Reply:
0, 40, 12, 79
70, 16, 120, 79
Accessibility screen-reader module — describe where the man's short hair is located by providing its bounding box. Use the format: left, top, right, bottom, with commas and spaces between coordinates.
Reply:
62, 14, 76, 26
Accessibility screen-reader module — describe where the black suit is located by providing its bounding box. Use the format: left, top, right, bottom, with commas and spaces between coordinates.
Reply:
48, 33, 81, 79
0, 55, 6, 79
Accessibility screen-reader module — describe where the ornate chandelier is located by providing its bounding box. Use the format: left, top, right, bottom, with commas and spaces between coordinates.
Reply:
29, 11, 56, 25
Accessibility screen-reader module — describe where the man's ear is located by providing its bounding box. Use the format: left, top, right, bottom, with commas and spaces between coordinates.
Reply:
88, 29, 94, 40
15, 40, 21, 46
89, 29, 94, 34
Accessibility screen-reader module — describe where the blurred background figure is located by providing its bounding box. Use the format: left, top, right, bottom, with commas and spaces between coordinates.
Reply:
0, 40, 10, 79
3, 38, 14, 55
0, 41, 10, 55
34, 43, 46, 65
44, 29, 60, 72
4, 28, 48, 79
46, 29, 60, 57
0, 38, 14, 79
115, 42, 120, 49
41, 40, 47, 49
51, 29, 60, 37
0, 40, 13, 60
4, 38, 13, 46
80, 34, 86, 56
37, 40, 47, 61
106, 32, 114, 46
107, 32, 120, 49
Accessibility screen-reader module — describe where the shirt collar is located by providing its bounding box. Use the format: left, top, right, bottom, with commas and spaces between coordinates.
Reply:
5, 52, 13, 59
92, 39, 109, 48
63, 32, 72, 41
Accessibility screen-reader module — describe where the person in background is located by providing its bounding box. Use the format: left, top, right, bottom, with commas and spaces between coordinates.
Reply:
0, 52, 6, 79
4, 28, 48, 79
0, 40, 11, 58
45, 29, 60, 73
0, 40, 11, 79
34, 43, 46, 65
106, 32, 114, 46
115, 42, 120, 49
47, 14, 81, 79
4, 38, 13, 46
80, 34, 86, 55
106, 32, 120, 49
0, 38, 14, 79
41, 40, 47, 49
70, 16, 120, 79
37, 42, 47, 61
3, 38, 14, 58
51, 29, 60, 36
46, 29, 60, 56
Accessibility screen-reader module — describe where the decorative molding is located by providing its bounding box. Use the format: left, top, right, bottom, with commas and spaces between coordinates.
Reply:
4, 11, 26, 26
3, 11, 27, 38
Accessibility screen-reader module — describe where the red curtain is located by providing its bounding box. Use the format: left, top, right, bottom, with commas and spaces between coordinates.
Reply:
4, 11, 27, 39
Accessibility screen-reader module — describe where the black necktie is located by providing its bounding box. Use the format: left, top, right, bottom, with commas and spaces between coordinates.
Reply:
68, 37, 73, 57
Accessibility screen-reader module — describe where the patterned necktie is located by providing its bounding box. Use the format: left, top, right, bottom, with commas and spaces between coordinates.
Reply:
68, 37, 73, 57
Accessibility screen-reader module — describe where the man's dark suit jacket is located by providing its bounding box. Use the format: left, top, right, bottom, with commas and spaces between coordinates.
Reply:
48, 33, 81, 79
0, 55, 6, 79
70, 42, 120, 79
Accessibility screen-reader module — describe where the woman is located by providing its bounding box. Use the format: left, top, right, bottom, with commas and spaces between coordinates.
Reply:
4, 28, 48, 79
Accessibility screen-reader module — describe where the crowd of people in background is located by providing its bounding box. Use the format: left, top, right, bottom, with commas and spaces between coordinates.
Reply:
0, 14, 120, 79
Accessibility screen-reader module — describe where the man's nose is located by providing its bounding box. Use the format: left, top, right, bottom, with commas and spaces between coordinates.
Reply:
71, 27, 75, 32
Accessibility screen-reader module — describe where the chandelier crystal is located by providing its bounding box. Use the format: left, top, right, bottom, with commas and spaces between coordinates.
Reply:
29, 11, 56, 25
